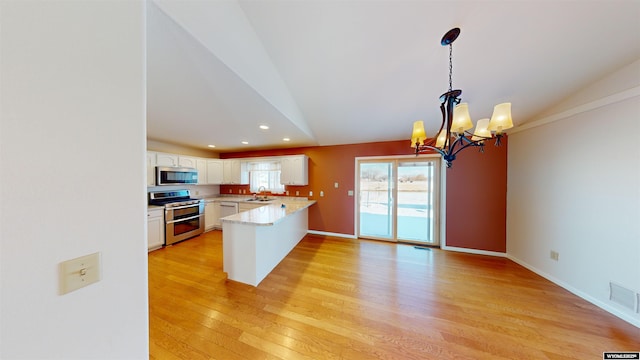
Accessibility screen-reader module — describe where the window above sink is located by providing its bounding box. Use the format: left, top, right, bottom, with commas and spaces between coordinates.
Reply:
247, 161, 285, 194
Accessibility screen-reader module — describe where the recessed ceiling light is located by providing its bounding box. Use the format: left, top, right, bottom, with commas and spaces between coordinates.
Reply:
241, 141, 249, 145
207, 144, 216, 148
283, 138, 290, 142
259, 125, 269, 130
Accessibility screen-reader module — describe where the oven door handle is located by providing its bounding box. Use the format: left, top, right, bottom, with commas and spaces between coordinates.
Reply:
166, 214, 203, 224
166, 203, 202, 211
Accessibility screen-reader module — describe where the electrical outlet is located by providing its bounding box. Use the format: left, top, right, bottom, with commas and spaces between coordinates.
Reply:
348, 190, 354, 196
320, 191, 324, 197
309, 191, 313, 197
334, 182, 339, 188
60, 252, 101, 295
550, 250, 559, 261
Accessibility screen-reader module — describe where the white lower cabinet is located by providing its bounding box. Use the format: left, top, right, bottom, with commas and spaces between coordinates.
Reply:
205, 201, 220, 231
147, 207, 164, 251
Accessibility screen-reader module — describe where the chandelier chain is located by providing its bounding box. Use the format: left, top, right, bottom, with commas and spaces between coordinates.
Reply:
448, 44, 453, 92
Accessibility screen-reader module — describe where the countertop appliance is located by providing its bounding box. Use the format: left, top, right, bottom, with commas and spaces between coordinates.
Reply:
156, 166, 198, 185
148, 190, 204, 245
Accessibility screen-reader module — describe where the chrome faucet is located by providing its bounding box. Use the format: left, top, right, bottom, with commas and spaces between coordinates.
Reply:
257, 186, 267, 200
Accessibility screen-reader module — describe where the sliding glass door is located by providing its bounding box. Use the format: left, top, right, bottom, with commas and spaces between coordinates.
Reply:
358, 161, 395, 240
357, 157, 440, 245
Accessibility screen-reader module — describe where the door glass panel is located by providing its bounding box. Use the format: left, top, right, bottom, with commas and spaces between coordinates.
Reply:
359, 162, 394, 240
397, 161, 436, 244
358, 157, 440, 245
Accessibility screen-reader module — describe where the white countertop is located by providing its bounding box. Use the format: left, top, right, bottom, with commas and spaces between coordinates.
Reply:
202, 195, 308, 204
220, 200, 316, 226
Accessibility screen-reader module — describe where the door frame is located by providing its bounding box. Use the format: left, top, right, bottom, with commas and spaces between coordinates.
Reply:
354, 154, 446, 246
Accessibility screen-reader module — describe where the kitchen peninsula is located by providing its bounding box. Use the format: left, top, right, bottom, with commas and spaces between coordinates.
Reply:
221, 200, 316, 286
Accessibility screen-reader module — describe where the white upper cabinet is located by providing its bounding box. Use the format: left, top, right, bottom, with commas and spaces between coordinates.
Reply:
178, 156, 198, 168
156, 152, 179, 167
280, 155, 308, 186
146, 151, 157, 186
206, 159, 224, 185
223, 159, 248, 184
196, 159, 207, 184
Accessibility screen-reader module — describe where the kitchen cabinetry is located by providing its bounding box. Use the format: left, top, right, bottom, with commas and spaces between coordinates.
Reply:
156, 152, 179, 167
147, 207, 164, 251
196, 159, 208, 184
204, 201, 220, 231
178, 156, 198, 168
206, 160, 224, 185
223, 159, 248, 184
147, 152, 157, 186
280, 155, 308, 185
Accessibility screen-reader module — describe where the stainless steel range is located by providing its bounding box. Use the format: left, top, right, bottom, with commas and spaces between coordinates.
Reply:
148, 190, 204, 245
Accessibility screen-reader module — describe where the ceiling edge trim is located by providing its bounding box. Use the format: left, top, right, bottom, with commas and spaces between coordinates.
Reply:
509, 86, 640, 135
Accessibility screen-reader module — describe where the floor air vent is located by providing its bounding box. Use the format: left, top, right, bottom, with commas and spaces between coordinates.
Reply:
413, 246, 432, 251
609, 282, 636, 311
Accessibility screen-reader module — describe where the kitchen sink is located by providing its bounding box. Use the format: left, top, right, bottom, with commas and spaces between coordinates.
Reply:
246, 198, 273, 202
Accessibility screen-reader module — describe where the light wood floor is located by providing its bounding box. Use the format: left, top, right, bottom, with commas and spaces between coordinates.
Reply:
149, 230, 639, 359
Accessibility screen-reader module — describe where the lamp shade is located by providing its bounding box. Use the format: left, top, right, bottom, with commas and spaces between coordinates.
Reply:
411, 120, 426, 148
471, 118, 491, 141
451, 103, 473, 134
487, 103, 513, 133
435, 128, 448, 148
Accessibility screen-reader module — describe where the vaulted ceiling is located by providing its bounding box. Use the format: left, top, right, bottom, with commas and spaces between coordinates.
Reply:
146, 0, 640, 153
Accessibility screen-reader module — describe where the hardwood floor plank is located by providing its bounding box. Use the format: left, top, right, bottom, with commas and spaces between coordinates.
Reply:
149, 231, 640, 359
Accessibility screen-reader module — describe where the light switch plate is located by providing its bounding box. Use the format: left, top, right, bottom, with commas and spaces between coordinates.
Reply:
59, 252, 101, 295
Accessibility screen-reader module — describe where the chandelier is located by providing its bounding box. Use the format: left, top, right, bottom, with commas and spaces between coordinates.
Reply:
411, 28, 513, 167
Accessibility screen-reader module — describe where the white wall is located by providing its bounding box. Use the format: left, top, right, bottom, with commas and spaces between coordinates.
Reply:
1, 1, 148, 358
507, 60, 640, 327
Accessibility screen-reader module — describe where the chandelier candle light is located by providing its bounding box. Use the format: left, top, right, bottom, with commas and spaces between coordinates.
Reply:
411, 28, 513, 167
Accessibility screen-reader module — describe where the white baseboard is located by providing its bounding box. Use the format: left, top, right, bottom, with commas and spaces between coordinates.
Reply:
307, 230, 357, 239
506, 254, 640, 328
441, 245, 507, 257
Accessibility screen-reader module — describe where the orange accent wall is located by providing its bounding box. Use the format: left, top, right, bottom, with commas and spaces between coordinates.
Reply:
221, 138, 507, 252
445, 138, 508, 252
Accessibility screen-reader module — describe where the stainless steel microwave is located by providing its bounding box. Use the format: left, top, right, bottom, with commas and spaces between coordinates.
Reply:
156, 166, 198, 185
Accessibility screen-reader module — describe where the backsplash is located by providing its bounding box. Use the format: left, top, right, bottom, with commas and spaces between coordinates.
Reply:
146, 184, 220, 199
